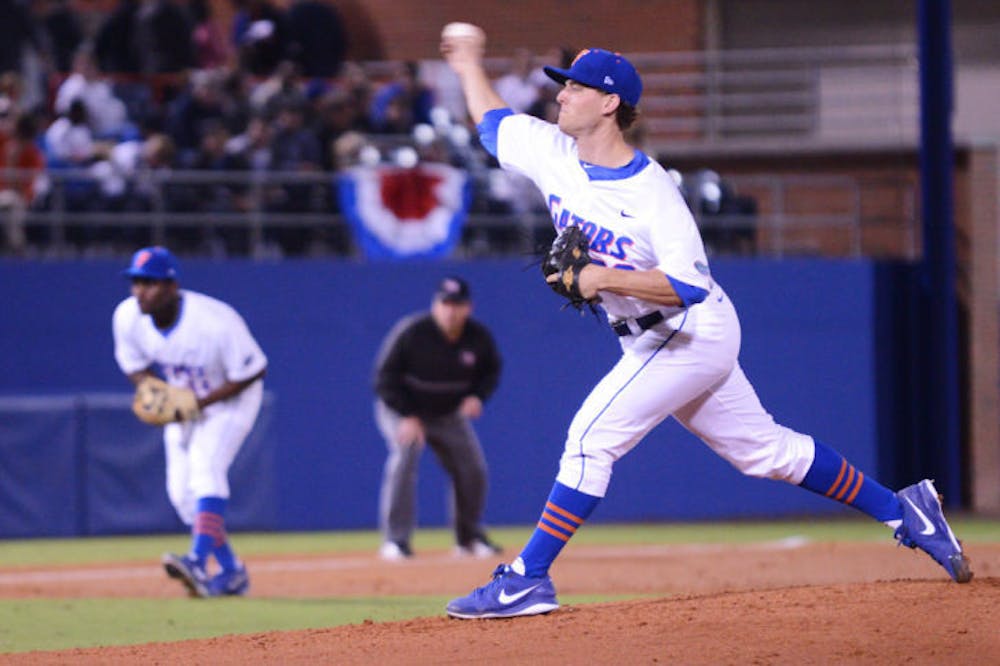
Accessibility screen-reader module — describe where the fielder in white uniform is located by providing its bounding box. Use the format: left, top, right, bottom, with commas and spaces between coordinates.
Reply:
112, 246, 267, 598
440, 27, 971, 620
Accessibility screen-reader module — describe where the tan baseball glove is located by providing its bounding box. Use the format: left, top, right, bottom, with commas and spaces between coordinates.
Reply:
131, 376, 201, 425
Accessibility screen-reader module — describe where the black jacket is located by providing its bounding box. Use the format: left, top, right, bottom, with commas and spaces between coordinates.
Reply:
374, 313, 501, 418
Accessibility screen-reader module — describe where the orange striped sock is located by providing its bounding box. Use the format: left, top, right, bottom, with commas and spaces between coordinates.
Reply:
799, 441, 902, 522
518, 482, 600, 577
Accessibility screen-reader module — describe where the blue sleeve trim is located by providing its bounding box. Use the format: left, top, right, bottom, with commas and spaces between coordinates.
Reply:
666, 274, 709, 307
476, 108, 515, 157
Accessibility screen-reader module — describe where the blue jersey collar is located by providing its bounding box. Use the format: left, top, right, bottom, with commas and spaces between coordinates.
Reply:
579, 149, 649, 181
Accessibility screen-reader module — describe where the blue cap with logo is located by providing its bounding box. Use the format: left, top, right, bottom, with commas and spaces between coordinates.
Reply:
122, 246, 180, 280
544, 48, 642, 107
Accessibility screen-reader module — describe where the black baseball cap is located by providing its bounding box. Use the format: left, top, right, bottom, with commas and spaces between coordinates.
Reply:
435, 276, 471, 303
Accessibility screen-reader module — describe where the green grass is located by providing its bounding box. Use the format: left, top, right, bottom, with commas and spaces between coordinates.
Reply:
4, 517, 998, 568
0, 596, 452, 652
0, 593, 639, 654
0, 519, 997, 654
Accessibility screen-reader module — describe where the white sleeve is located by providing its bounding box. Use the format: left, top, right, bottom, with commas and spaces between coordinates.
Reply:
495, 114, 570, 182
219, 309, 268, 383
111, 300, 150, 375
649, 188, 713, 292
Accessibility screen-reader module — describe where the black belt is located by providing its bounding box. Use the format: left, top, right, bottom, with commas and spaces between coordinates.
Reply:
612, 311, 665, 336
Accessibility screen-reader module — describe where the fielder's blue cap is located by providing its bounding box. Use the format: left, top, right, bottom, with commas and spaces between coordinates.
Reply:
544, 48, 642, 107
122, 246, 180, 280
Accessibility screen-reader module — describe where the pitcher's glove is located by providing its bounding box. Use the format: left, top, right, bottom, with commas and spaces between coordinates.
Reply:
541, 225, 599, 311
132, 376, 201, 425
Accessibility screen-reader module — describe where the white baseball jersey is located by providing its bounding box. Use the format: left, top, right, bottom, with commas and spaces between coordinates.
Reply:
112, 289, 267, 521
113, 289, 267, 398
493, 112, 815, 497
496, 113, 711, 324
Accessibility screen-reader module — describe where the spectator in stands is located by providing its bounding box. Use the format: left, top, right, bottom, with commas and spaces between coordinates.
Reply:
369, 61, 434, 135
265, 99, 322, 253
312, 89, 360, 171
270, 100, 321, 171
188, 119, 252, 253
44, 99, 111, 234
248, 59, 304, 117
190, 0, 230, 70
55, 44, 133, 141
94, 0, 141, 74
0, 111, 45, 255
191, 119, 251, 211
231, 0, 288, 77
330, 130, 368, 170
93, 131, 175, 213
84, 131, 174, 249
134, 0, 195, 75
44, 98, 107, 168
337, 61, 375, 132
37, 0, 84, 74
494, 48, 541, 114
217, 65, 254, 135
268, 99, 321, 196
225, 112, 272, 173
285, 0, 347, 78
165, 69, 227, 165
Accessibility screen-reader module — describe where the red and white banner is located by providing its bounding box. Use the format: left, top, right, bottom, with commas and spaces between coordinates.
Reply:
337, 163, 471, 259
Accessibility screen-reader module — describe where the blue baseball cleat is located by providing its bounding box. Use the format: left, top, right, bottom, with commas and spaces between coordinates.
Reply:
208, 564, 250, 597
894, 479, 972, 583
446, 564, 560, 619
162, 553, 210, 598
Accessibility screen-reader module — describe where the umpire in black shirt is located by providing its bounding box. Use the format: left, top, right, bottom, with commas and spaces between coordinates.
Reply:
373, 276, 503, 560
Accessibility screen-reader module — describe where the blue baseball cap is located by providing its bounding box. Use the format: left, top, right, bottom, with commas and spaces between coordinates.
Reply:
544, 48, 642, 107
122, 246, 180, 280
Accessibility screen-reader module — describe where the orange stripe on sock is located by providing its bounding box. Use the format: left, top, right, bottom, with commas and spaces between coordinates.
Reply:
542, 511, 579, 534
835, 466, 856, 501
825, 459, 848, 497
545, 501, 584, 525
538, 521, 571, 542
845, 471, 864, 504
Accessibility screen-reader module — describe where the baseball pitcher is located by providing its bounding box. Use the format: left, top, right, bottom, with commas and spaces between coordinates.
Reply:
439, 24, 971, 620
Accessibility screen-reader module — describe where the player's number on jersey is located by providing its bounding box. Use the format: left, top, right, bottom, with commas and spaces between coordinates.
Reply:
591, 257, 636, 271
168, 365, 211, 395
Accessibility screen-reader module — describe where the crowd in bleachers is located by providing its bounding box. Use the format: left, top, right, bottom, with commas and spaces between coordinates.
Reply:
0, 0, 580, 258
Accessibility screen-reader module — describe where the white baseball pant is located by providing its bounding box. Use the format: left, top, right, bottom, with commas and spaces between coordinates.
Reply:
556, 285, 815, 497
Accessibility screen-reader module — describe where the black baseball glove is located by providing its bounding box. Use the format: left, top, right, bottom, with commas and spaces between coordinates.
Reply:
541, 225, 600, 311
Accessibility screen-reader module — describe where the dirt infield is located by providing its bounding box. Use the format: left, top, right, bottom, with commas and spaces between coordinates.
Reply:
4, 540, 1000, 664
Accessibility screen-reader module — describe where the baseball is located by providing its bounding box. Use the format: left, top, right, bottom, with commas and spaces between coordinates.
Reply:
441, 22, 485, 43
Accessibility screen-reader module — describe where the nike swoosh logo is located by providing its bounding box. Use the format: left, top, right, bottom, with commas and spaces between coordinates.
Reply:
620, 210, 634, 218
904, 497, 936, 536
498, 584, 541, 605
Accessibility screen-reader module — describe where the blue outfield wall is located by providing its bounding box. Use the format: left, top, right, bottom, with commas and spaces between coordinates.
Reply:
0, 258, 883, 537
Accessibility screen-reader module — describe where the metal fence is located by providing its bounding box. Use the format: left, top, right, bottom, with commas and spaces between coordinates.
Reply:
1, 166, 918, 260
